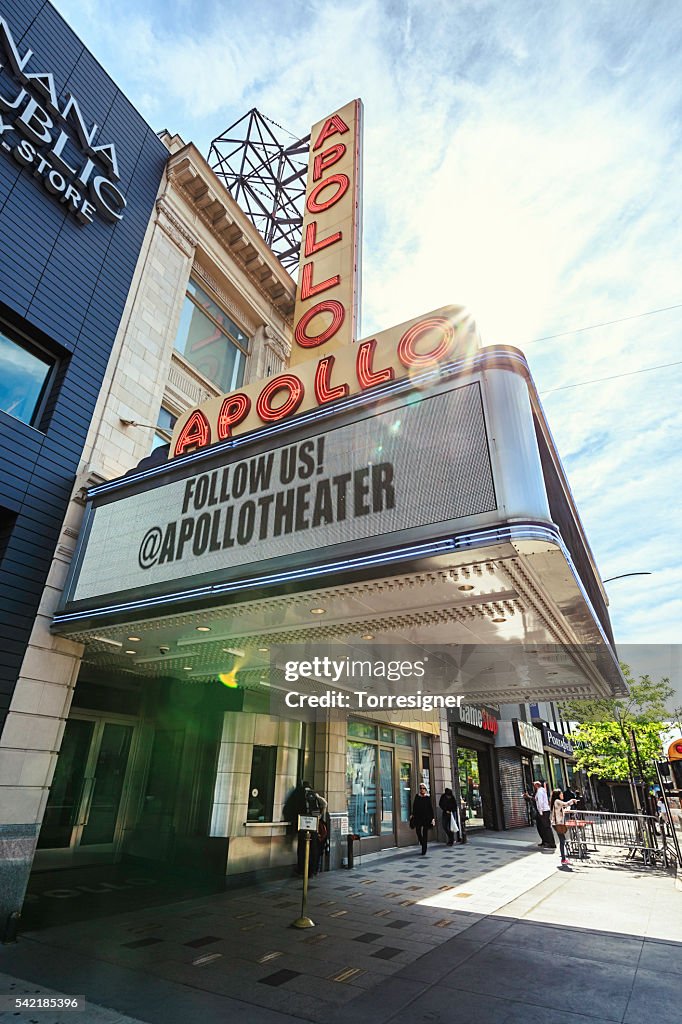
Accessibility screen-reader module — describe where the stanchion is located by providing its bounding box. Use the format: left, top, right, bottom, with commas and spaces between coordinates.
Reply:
291, 827, 315, 929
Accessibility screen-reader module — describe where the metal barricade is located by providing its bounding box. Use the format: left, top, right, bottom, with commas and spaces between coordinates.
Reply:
564, 810, 675, 868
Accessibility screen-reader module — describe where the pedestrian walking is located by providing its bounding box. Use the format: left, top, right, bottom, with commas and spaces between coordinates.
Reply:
439, 787, 460, 846
550, 788, 577, 865
411, 783, 435, 855
524, 780, 555, 848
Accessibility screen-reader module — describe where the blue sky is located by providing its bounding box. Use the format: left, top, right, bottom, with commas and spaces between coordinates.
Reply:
53, 0, 681, 680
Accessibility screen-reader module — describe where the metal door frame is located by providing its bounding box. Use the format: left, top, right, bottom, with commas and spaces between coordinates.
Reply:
35, 711, 140, 868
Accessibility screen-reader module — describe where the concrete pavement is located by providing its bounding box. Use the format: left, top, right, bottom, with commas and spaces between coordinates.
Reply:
1, 828, 680, 1023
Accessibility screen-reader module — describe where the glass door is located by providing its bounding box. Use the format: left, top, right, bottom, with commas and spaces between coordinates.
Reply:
378, 748, 395, 837
37, 718, 96, 850
36, 715, 137, 865
397, 752, 415, 843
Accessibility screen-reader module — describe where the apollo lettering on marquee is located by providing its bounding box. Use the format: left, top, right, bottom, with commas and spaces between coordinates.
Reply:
170, 305, 480, 458
291, 99, 363, 365
0, 13, 126, 225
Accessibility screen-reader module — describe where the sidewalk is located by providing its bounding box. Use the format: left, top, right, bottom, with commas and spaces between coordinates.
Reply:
1, 829, 680, 1023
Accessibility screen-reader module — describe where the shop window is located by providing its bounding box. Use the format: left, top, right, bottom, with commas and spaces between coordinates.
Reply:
247, 745, 276, 822
379, 727, 394, 743
395, 730, 414, 747
346, 740, 377, 836
174, 279, 248, 392
0, 326, 54, 427
150, 406, 178, 452
347, 720, 377, 740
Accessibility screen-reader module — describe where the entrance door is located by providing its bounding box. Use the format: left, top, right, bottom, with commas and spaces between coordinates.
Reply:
378, 748, 395, 839
36, 715, 137, 865
397, 752, 415, 842
458, 746, 485, 829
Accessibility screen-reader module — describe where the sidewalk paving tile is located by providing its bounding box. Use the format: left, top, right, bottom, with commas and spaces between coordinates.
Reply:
439, 943, 635, 1020
624, 966, 680, 1023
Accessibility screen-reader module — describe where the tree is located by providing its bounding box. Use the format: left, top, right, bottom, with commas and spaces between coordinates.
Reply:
561, 665, 673, 790
568, 720, 664, 785
561, 666, 674, 728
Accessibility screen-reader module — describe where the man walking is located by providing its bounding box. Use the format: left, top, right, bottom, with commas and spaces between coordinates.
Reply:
528, 780, 555, 848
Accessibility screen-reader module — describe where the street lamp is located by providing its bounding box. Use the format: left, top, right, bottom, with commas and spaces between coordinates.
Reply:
602, 572, 652, 584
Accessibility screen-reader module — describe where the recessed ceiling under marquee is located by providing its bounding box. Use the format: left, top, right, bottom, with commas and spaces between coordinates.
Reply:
64, 538, 626, 704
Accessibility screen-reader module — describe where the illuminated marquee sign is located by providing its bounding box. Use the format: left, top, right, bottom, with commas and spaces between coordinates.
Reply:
0, 13, 126, 225
291, 98, 362, 365
68, 380, 496, 608
170, 304, 480, 458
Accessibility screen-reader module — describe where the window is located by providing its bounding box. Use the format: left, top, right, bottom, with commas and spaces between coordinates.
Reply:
348, 721, 377, 740
0, 328, 53, 426
174, 279, 248, 392
150, 406, 177, 453
247, 745, 276, 822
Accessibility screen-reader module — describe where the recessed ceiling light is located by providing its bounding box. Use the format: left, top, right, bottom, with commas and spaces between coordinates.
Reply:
492, 616, 506, 623
361, 634, 374, 640
458, 584, 474, 592
196, 626, 211, 632
127, 636, 141, 642
310, 607, 326, 615
125, 650, 136, 655
258, 647, 269, 652
183, 666, 193, 671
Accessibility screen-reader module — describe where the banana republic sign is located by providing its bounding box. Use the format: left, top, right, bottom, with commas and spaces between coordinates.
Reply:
0, 13, 126, 225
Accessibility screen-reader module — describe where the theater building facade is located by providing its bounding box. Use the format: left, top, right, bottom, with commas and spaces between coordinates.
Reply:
0, 27, 627, 935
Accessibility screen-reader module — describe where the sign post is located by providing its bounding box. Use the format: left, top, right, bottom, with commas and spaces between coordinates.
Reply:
291, 814, 318, 929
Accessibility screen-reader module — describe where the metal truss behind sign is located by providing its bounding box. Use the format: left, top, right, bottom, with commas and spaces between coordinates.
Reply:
208, 108, 310, 271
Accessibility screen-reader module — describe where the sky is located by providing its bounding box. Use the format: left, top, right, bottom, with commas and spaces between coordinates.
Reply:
52, 0, 681, 686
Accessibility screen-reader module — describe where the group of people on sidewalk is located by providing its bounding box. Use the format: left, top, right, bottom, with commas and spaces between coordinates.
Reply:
410, 784, 461, 854
286, 777, 581, 869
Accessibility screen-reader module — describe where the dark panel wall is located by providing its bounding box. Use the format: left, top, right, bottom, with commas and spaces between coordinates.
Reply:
0, 1, 168, 729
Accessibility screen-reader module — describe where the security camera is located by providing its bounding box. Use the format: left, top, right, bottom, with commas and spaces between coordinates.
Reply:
159, 645, 170, 655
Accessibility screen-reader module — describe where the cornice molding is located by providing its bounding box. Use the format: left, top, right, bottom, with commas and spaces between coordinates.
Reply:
155, 196, 199, 257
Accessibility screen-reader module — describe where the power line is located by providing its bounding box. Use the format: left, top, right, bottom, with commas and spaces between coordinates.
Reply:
525, 302, 682, 346
539, 359, 682, 396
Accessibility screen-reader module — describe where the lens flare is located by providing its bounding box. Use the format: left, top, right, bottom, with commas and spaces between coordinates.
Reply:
219, 669, 239, 688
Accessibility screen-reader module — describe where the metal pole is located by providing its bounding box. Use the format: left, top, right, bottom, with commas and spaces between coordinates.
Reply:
291, 831, 315, 929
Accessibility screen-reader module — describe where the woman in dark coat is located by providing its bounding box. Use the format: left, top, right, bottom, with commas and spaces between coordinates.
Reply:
439, 787, 459, 846
412, 783, 435, 855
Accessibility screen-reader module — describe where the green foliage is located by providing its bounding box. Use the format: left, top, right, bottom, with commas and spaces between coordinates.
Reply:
560, 664, 673, 727
563, 664, 672, 784
570, 720, 664, 784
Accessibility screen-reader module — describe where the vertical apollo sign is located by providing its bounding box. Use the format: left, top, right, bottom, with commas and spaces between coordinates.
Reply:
291, 99, 363, 365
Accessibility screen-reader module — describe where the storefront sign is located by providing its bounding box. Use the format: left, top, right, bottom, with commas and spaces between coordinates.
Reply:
170, 304, 479, 457
454, 704, 499, 735
542, 725, 574, 757
68, 380, 496, 605
513, 719, 543, 755
0, 13, 126, 225
291, 99, 362, 365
